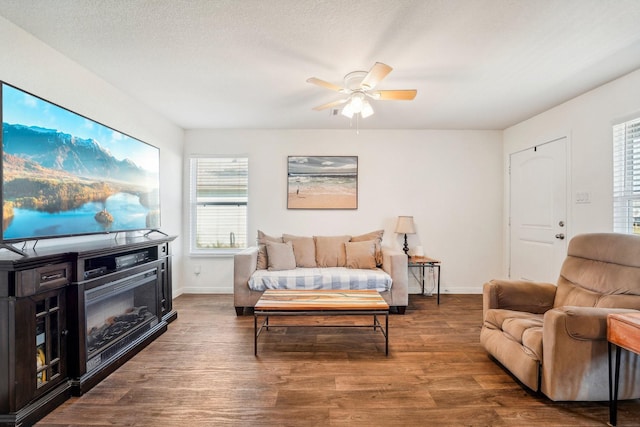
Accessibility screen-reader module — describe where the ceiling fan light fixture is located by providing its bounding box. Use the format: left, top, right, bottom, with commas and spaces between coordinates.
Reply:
350, 92, 365, 113
341, 102, 354, 118
341, 94, 373, 119
307, 62, 416, 123
361, 100, 374, 118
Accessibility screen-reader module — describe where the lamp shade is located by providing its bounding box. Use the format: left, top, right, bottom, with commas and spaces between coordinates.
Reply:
395, 216, 416, 234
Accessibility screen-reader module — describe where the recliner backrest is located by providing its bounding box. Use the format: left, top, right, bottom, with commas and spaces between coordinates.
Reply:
554, 233, 640, 309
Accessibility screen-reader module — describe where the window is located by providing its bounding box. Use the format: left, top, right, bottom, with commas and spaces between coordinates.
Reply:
190, 156, 248, 253
613, 117, 640, 235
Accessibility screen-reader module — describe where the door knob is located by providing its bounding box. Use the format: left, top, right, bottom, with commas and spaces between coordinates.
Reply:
555, 233, 565, 240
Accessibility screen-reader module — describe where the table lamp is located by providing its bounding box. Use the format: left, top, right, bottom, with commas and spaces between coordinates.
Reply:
395, 216, 416, 256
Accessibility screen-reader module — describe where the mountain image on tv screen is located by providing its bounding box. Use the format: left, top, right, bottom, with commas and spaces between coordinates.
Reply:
1, 83, 160, 241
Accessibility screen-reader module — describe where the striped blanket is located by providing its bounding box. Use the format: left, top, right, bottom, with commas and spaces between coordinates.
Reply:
248, 267, 392, 292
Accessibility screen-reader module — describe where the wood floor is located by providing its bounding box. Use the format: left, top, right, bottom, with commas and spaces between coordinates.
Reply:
36, 294, 639, 426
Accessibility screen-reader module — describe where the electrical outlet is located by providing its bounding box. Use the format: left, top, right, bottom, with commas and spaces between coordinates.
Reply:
194, 265, 201, 275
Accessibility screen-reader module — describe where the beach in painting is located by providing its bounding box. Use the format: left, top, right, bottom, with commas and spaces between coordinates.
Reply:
287, 156, 357, 209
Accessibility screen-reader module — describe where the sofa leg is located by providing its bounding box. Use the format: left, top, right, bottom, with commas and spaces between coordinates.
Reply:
235, 306, 244, 316
394, 306, 407, 315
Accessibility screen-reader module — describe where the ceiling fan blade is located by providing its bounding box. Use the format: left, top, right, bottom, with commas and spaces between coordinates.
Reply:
306, 77, 344, 92
360, 62, 393, 90
312, 99, 347, 111
373, 89, 417, 100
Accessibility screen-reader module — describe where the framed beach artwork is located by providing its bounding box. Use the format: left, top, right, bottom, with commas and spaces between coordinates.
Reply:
287, 156, 358, 209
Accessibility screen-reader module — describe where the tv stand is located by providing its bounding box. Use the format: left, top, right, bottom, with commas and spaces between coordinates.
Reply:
0, 234, 176, 427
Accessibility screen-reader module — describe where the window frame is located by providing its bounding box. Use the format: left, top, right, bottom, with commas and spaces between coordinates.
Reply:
189, 155, 249, 256
613, 116, 640, 235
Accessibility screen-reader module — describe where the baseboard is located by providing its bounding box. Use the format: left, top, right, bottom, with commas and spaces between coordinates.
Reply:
177, 286, 482, 295
180, 286, 232, 294
440, 285, 483, 294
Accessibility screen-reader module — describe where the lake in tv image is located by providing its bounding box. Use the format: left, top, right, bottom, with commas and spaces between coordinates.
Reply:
1, 83, 160, 240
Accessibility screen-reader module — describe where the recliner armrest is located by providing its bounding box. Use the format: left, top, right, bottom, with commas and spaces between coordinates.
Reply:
545, 306, 640, 340
483, 279, 556, 319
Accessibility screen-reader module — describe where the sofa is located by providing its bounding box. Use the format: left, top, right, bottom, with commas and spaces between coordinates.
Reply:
480, 233, 640, 401
234, 230, 408, 315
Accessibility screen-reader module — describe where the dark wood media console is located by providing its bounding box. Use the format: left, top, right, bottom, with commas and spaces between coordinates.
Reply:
0, 234, 176, 427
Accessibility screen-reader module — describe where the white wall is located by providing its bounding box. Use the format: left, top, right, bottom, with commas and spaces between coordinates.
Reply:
0, 17, 185, 294
504, 68, 640, 255
182, 129, 504, 295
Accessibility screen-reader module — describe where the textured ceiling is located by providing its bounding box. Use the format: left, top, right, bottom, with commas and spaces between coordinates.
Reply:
2, 0, 640, 130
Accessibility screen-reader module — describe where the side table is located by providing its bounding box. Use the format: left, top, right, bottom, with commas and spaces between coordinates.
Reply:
408, 256, 441, 304
607, 312, 640, 426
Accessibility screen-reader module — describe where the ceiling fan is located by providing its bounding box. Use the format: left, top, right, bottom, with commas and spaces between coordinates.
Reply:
307, 62, 417, 119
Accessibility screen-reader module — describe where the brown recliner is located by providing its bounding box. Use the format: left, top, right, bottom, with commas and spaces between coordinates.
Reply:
480, 233, 640, 401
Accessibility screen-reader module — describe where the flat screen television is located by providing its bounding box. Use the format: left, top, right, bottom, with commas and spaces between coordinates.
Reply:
0, 82, 161, 244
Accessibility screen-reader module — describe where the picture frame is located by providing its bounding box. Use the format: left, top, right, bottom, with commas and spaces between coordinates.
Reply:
287, 156, 358, 209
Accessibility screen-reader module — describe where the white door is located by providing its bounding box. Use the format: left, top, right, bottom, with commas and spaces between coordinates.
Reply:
510, 137, 568, 283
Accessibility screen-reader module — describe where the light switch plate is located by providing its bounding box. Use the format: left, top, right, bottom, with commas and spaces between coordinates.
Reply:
576, 192, 591, 204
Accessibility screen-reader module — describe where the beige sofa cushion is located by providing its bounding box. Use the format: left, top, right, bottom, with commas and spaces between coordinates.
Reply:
283, 234, 317, 268
257, 230, 282, 270
345, 240, 377, 269
314, 235, 351, 267
265, 241, 296, 271
351, 229, 384, 266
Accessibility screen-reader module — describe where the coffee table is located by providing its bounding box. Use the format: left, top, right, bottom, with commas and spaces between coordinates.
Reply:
253, 289, 389, 356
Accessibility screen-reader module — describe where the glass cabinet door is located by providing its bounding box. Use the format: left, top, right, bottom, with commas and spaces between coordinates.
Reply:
34, 290, 65, 390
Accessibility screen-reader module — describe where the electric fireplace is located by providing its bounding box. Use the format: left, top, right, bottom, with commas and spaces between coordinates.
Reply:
83, 267, 159, 374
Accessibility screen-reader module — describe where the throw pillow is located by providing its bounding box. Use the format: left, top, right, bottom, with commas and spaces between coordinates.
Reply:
345, 240, 378, 269
351, 230, 384, 266
283, 234, 317, 267
351, 230, 384, 243
265, 241, 296, 271
257, 230, 283, 270
314, 235, 351, 267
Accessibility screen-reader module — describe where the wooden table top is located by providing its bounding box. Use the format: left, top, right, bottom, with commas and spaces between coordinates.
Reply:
608, 312, 640, 354
254, 289, 389, 311
409, 256, 440, 264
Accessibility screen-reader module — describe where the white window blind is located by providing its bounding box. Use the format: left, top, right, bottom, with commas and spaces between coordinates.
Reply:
190, 156, 248, 252
613, 117, 640, 235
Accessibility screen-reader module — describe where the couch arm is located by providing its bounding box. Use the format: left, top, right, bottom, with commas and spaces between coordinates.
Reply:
234, 247, 258, 304
381, 246, 408, 306
483, 279, 556, 319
